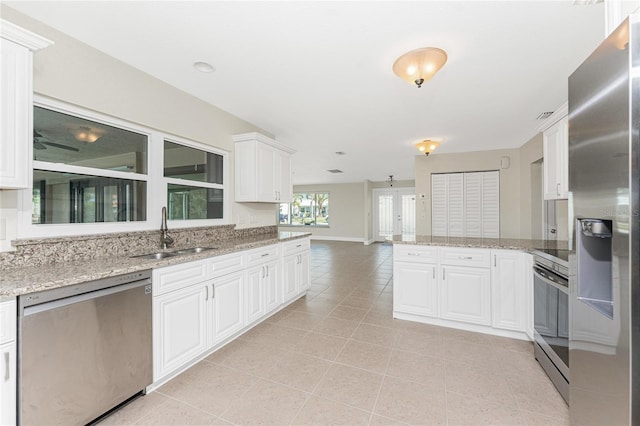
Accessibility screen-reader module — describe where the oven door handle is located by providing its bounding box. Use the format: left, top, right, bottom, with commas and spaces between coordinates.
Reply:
533, 267, 569, 295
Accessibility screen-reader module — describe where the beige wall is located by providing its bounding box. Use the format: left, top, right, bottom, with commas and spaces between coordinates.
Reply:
363, 180, 373, 243
279, 183, 365, 241
414, 149, 521, 238
519, 133, 544, 239
0, 6, 277, 250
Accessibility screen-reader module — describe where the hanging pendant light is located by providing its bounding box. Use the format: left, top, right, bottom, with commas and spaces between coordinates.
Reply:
393, 47, 448, 88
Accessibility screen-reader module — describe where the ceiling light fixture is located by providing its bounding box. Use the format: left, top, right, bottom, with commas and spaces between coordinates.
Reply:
393, 47, 448, 88
193, 61, 216, 73
70, 126, 104, 143
416, 140, 440, 156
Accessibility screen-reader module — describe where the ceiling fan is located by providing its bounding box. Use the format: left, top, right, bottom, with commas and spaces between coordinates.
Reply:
33, 130, 79, 152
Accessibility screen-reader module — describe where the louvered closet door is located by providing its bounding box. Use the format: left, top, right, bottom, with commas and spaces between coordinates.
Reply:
447, 174, 464, 237
432, 171, 499, 238
481, 171, 500, 238
431, 174, 447, 237
464, 173, 483, 238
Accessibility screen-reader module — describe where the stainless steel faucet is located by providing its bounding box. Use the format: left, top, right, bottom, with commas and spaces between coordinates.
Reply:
161, 206, 174, 250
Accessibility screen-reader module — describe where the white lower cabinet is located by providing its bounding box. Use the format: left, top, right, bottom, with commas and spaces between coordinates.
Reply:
246, 265, 266, 325
441, 265, 491, 326
283, 252, 309, 302
393, 262, 438, 317
264, 260, 280, 314
393, 244, 530, 339
154, 284, 209, 380
0, 299, 16, 426
213, 271, 244, 343
0, 341, 16, 426
152, 238, 310, 386
491, 250, 526, 332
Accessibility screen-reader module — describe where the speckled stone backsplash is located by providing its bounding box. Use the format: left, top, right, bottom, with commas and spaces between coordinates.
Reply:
0, 225, 277, 269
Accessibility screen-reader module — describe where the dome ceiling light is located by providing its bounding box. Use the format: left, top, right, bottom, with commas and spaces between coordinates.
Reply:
416, 140, 440, 156
392, 47, 447, 88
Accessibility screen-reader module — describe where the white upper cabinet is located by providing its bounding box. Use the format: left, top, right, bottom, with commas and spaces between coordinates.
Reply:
233, 132, 295, 203
0, 20, 52, 189
540, 103, 568, 200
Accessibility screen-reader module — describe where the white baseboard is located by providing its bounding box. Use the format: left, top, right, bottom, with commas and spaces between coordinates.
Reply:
309, 235, 364, 243
363, 239, 375, 245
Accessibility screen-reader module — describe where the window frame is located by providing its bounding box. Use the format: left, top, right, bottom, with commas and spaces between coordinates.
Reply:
18, 95, 229, 238
162, 135, 229, 227
279, 192, 330, 227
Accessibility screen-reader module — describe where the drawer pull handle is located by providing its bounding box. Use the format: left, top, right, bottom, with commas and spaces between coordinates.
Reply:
458, 256, 473, 260
205, 285, 209, 301
261, 253, 269, 257
296, 244, 302, 248
4, 352, 9, 382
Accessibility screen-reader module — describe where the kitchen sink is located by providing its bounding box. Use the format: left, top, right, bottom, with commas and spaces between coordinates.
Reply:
131, 247, 219, 259
131, 252, 179, 260
172, 247, 219, 254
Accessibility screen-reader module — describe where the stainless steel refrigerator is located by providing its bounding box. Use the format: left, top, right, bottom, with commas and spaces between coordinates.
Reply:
568, 13, 639, 426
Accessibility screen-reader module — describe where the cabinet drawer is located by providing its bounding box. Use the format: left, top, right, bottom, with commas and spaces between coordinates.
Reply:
153, 260, 208, 296
440, 247, 490, 268
208, 251, 244, 278
246, 244, 280, 267
393, 245, 438, 263
281, 238, 310, 256
0, 299, 16, 344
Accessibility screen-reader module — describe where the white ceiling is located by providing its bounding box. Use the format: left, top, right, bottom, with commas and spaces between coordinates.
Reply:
7, 1, 605, 184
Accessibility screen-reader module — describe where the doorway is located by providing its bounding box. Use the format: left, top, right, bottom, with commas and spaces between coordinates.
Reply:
372, 188, 416, 241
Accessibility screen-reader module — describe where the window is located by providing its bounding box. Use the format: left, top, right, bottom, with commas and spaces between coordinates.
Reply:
32, 106, 148, 225
24, 97, 228, 237
279, 193, 329, 226
164, 140, 225, 220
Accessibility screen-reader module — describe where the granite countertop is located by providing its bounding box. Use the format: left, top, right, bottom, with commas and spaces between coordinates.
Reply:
390, 234, 569, 251
0, 231, 310, 298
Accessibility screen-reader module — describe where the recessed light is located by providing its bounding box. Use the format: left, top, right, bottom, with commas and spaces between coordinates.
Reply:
193, 61, 216, 73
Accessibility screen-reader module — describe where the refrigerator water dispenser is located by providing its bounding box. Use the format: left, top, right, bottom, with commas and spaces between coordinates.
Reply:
577, 219, 613, 319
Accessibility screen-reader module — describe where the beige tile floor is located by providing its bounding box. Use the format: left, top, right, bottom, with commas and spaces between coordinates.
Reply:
100, 241, 568, 426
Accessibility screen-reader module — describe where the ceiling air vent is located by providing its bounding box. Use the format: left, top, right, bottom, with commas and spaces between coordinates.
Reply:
536, 111, 554, 120
327, 169, 343, 174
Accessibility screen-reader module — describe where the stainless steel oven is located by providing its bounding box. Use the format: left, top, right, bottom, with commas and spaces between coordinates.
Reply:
533, 249, 569, 403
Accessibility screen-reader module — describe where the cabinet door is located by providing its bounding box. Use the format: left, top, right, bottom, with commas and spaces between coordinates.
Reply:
441, 266, 491, 325
214, 271, 244, 343
491, 251, 525, 331
298, 251, 310, 294
543, 116, 568, 200
264, 260, 280, 314
0, 341, 16, 426
255, 143, 277, 202
245, 266, 265, 325
393, 262, 438, 317
282, 254, 298, 302
0, 38, 32, 189
153, 284, 208, 380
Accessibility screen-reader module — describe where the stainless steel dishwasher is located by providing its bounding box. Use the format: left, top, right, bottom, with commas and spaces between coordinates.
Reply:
18, 270, 152, 425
